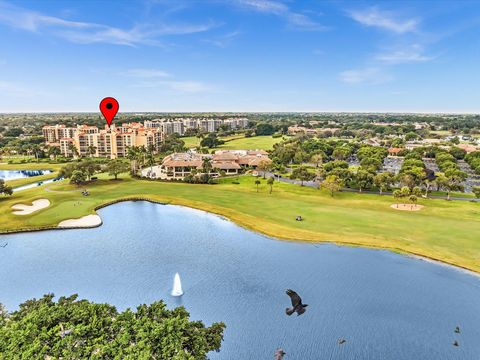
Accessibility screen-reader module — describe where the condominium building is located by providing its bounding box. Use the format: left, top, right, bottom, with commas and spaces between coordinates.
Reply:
145, 117, 249, 135
44, 123, 164, 159
44, 117, 249, 159
42, 124, 76, 144
224, 117, 249, 130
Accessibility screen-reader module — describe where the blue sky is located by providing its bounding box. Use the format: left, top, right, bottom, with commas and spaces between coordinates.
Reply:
0, 0, 479, 113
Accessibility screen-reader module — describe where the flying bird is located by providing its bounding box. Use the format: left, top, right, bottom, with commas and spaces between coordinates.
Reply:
274, 348, 286, 359
0, 243, 7, 248
285, 289, 308, 316
454, 326, 460, 334
453, 340, 459, 347
338, 338, 346, 345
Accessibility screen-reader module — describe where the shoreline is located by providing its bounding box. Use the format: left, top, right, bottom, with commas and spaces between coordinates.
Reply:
1, 197, 479, 277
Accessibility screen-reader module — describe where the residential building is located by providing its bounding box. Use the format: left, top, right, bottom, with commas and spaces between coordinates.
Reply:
44, 117, 249, 158
142, 149, 271, 180
145, 117, 249, 135
44, 123, 164, 159
287, 126, 338, 136
457, 143, 479, 154
42, 124, 76, 144
388, 147, 403, 156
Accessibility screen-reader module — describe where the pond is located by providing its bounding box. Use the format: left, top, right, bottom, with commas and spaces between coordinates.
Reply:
0, 201, 479, 359
0, 169, 52, 180
12, 177, 62, 192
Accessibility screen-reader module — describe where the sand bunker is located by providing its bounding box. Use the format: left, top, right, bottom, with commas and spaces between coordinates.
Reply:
12, 199, 50, 215
58, 214, 102, 228
391, 204, 424, 212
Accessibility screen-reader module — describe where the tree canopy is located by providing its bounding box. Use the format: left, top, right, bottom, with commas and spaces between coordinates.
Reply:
0, 294, 225, 359
107, 159, 130, 180
0, 179, 13, 196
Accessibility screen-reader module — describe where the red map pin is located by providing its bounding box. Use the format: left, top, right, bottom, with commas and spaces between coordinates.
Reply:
99, 97, 119, 126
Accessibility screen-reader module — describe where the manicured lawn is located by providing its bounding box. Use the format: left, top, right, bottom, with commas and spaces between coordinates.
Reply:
430, 190, 475, 199
1, 173, 479, 273
0, 156, 37, 163
181, 135, 286, 150
182, 136, 201, 148
217, 135, 286, 150
429, 130, 451, 136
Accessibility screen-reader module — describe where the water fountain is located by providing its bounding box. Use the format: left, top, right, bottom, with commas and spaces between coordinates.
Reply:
171, 272, 184, 296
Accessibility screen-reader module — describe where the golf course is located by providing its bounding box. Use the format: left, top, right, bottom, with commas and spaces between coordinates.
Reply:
182, 135, 285, 150
1, 163, 479, 274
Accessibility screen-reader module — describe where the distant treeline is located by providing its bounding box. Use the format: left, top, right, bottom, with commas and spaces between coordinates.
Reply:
0, 113, 479, 142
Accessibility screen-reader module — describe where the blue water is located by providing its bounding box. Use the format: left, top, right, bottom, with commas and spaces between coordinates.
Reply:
12, 177, 62, 192
0, 169, 61, 192
0, 201, 479, 359
0, 169, 52, 180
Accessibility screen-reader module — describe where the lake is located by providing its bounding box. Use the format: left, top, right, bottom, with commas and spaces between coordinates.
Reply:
0, 201, 479, 359
0, 169, 52, 180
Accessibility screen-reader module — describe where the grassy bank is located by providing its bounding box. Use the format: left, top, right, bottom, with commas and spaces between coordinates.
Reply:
0, 163, 63, 188
1, 163, 64, 188
1, 173, 479, 273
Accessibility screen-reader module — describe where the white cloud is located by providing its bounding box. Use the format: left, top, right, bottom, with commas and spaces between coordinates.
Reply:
237, 0, 325, 31
348, 7, 419, 34
240, 0, 286, 14
0, 1, 216, 46
339, 67, 392, 84
124, 69, 170, 78
375, 45, 433, 64
203, 31, 241, 48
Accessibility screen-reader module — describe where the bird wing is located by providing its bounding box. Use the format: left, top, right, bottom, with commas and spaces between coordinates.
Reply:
286, 289, 302, 306
296, 306, 306, 315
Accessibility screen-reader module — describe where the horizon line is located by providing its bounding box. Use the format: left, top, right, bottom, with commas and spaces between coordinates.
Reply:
0, 110, 479, 115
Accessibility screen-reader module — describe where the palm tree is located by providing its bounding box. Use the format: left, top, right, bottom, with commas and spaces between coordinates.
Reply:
127, 146, 140, 175
48, 146, 61, 161
255, 179, 261, 192
400, 186, 411, 205
31, 144, 41, 162
409, 195, 418, 209
393, 189, 401, 208
202, 157, 213, 175
267, 177, 274, 194
87, 145, 97, 158
137, 146, 147, 169
68, 143, 79, 158
146, 147, 156, 173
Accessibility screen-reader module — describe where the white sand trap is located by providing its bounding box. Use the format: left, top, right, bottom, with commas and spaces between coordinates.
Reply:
391, 204, 424, 212
58, 214, 102, 228
12, 199, 50, 215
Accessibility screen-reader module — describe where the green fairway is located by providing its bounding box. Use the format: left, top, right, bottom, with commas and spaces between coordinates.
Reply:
181, 135, 286, 150
182, 136, 201, 148
217, 135, 285, 150
1, 173, 479, 273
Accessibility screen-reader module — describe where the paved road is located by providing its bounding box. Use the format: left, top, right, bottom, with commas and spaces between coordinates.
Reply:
259, 171, 480, 203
